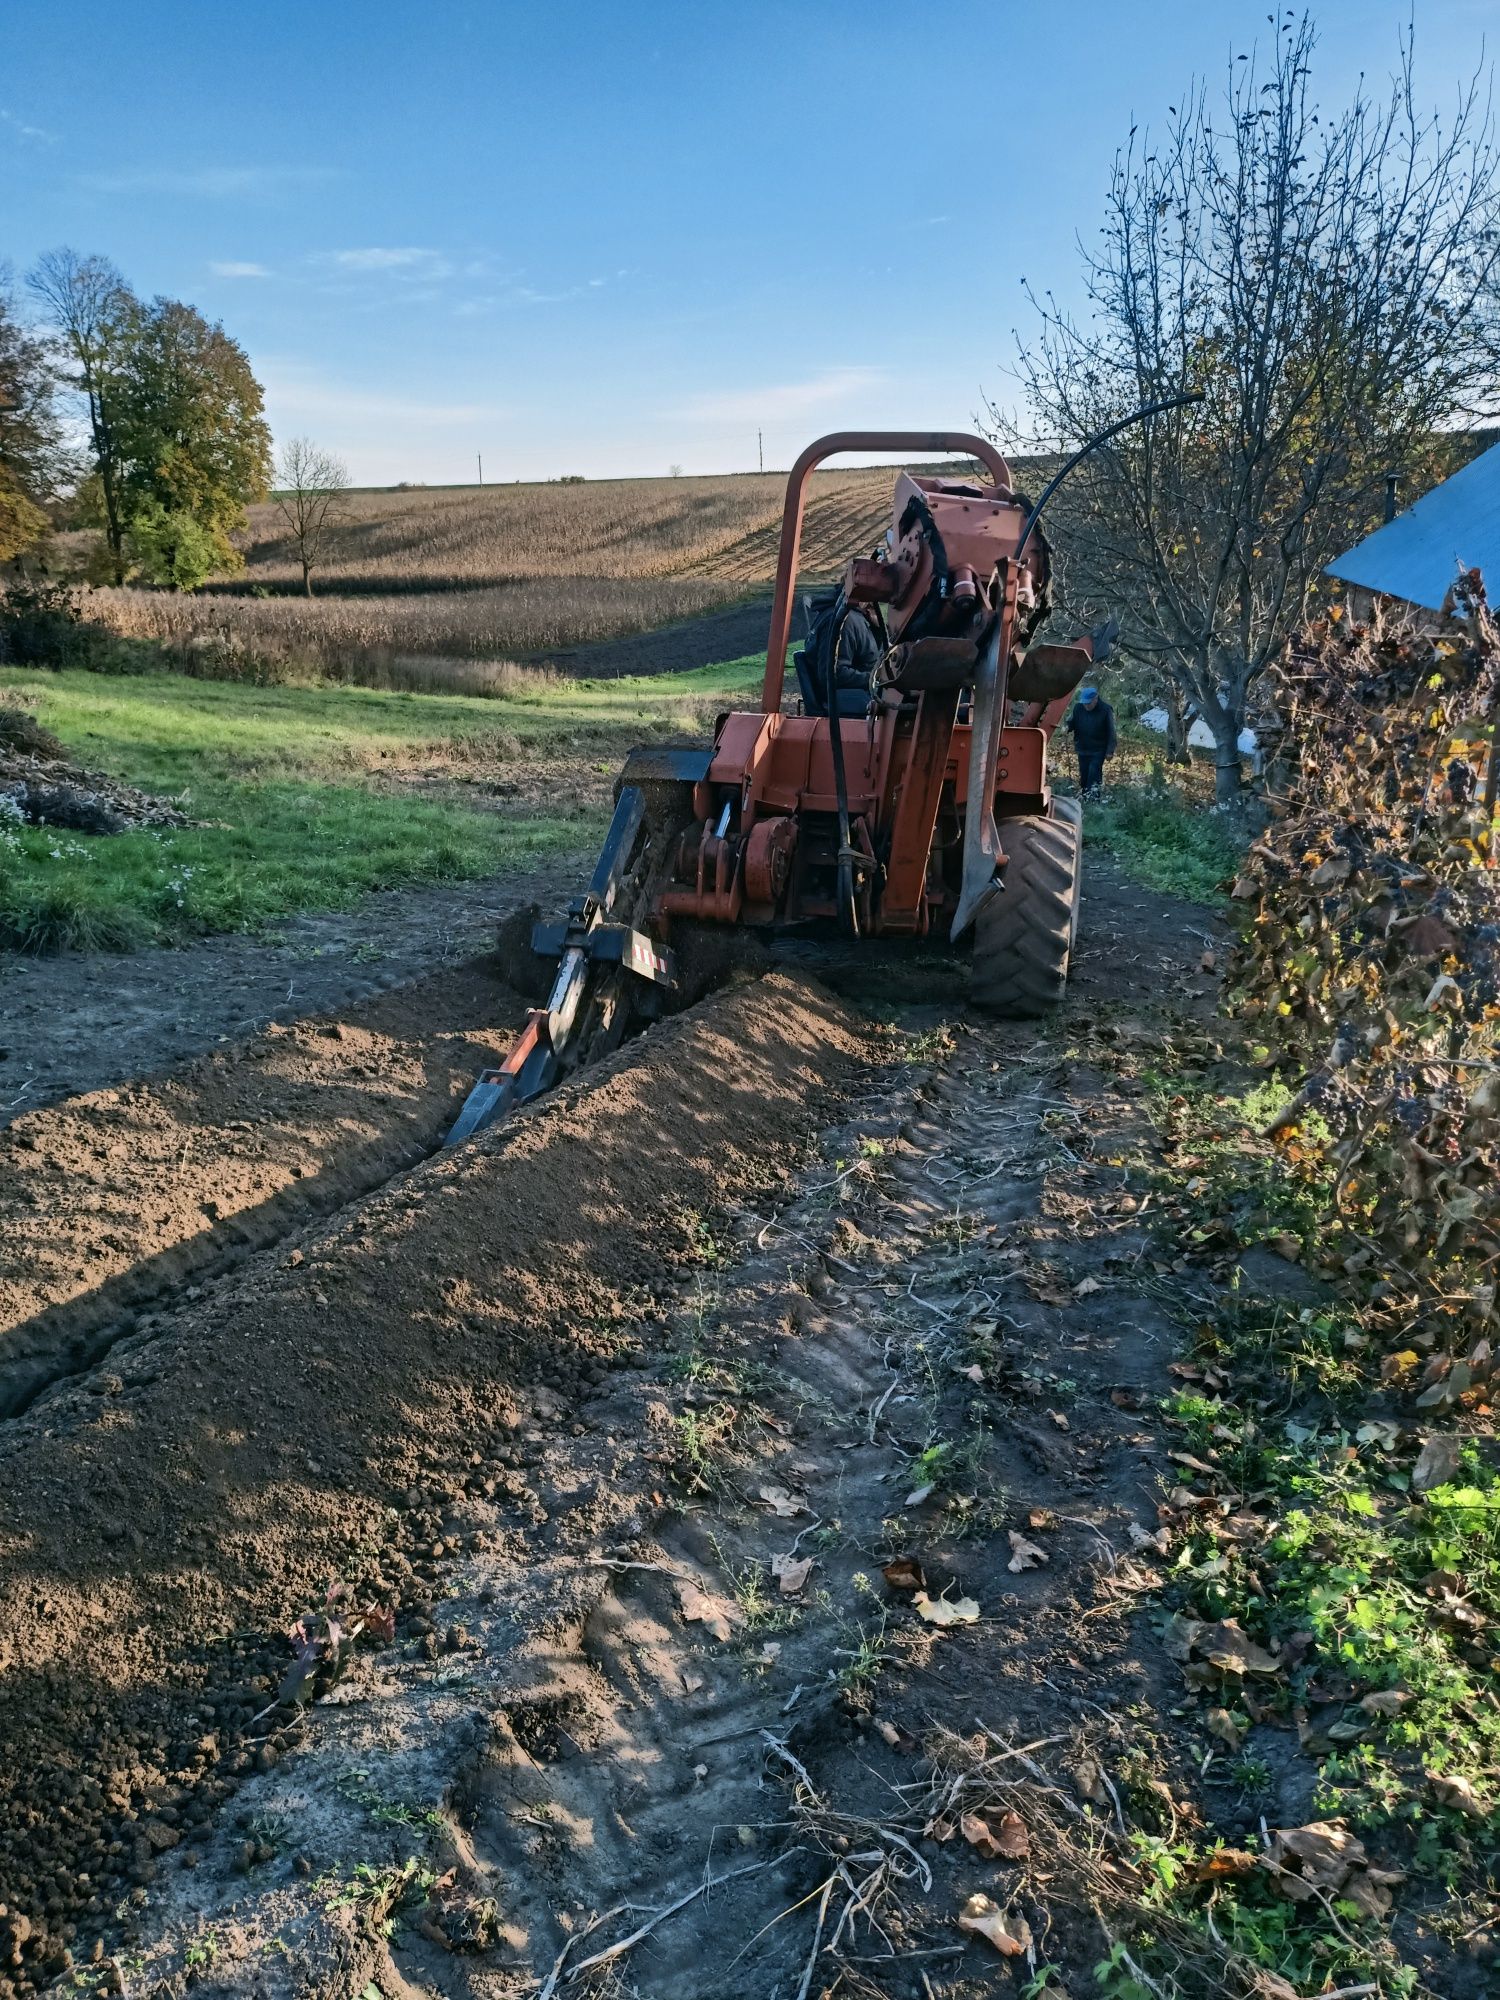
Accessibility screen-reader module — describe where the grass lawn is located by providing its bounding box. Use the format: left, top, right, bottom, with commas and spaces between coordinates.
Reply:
0, 658, 763, 952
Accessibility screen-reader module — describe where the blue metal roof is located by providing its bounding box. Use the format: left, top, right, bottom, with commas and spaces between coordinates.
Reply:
1325, 441, 1500, 611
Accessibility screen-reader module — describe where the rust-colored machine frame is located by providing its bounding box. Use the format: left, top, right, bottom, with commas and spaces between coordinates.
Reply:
449, 403, 1199, 1143
657, 430, 1089, 942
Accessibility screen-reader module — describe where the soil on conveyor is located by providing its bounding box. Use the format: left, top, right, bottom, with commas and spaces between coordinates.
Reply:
0, 972, 873, 1996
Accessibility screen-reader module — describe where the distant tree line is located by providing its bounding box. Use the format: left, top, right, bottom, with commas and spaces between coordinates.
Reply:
0, 249, 278, 590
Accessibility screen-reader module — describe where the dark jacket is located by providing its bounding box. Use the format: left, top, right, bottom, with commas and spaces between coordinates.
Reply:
1068, 697, 1117, 756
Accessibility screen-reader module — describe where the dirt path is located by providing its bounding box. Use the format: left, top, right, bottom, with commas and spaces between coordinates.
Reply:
0, 959, 531, 1418
0, 859, 582, 1126
0, 972, 875, 1999
0, 856, 1331, 2000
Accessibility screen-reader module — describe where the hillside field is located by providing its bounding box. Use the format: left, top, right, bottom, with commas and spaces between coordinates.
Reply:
72, 464, 920, 683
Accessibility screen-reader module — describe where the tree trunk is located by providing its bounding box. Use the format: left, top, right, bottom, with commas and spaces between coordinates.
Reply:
302, 559, 313, 598
1193, 663, 1244, 801
1163, 689, 1193, 766
1214, 742, 1244, 801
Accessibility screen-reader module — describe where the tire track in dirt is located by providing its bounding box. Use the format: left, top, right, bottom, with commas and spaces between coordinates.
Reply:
0, 973, 873, 1997
82, 866, 1235, 1999
17, 864, 1248, 2000
0, 960, 527, 1419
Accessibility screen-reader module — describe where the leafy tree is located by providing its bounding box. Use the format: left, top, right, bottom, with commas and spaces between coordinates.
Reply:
27, 250, 138, 583
1001, 17, 1500, 799
124, 498, 223, 591
274, 437, 349, 595
0, 266, 62, 561
114, 298, 272, 583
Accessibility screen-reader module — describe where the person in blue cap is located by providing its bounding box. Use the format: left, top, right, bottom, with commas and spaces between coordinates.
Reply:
1067, 685, 1117, 799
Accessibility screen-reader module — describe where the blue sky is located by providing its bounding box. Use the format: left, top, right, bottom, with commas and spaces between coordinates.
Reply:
2, 1, 1491, 484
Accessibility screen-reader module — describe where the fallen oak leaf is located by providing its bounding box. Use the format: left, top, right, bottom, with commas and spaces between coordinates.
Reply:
905, 1481, 936, 1507
1128, 1521, 1171, 1556
913, 1589, 980, 1627
881, 1556, 927, 1593
1006, 1530, 1048, 1573
960, 1811, 1003, 1859
1411, 1434, 1462, 1495
1428, 1769, 1488, 1817
1205, 1707, 1246, 1750
757, 1484, 805, 1518
1194, 1618, 1282, 1676
993, 1809, 1030, 1860
956, 1894, 1031, 1956
771, 1553, 813, 1596
1359, 1688, 1409, 1717
676, 1582, 736, 1642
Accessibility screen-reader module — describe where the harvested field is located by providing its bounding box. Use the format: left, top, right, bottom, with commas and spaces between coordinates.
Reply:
90, 575, 747, 671
71, 462, 986, 685
229, 467, 898, 594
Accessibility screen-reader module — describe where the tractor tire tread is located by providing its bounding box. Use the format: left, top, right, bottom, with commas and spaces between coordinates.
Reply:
970, 812, 1079, 1019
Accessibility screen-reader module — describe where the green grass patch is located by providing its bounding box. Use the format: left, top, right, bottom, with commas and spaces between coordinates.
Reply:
1129, 1068, 1500, 1993
1086, 782, 1242, 903
0, 657, 762, 951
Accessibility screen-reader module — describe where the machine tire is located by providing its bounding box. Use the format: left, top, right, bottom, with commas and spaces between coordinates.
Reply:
970, 810, 1080, 1018
1050, 795, 1083, 953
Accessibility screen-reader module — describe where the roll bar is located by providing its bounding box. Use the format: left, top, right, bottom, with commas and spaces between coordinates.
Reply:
761, 431, 1013, 714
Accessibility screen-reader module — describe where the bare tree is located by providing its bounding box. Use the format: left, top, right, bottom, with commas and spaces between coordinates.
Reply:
999, 17, 1500, 799
27, 249, 137, 584
273, 437, 349, 596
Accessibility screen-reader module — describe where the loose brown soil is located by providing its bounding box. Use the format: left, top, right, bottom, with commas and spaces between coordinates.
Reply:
0, 960, 527, 1416
5, 856, 1429, 2000
0, 858, 584, 1123
0, 972, 872, 1995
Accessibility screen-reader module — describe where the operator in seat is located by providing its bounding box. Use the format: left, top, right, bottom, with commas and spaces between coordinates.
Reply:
794, 598, 882, 716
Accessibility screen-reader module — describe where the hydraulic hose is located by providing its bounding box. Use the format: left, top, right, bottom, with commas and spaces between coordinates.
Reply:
824, 594, 860, 935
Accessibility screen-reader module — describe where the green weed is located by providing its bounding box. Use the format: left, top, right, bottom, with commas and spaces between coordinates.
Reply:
1086, 782, 1242, 903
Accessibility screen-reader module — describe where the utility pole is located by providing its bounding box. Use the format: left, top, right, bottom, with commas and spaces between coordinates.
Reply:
758, 429, 763, 473
477, 452, 484, 486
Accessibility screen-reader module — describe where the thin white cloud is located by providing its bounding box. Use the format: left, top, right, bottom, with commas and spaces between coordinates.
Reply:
676, 366, 891, 427
1, 108, 56, 144
210, 260, 272, 279
79, 165, 338, 198
324, 246, 451, 276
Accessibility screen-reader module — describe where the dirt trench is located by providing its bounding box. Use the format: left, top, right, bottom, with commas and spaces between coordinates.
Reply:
0, 959, 530, 1418
0, 972, 873, 1996
47, 858, 1260, 2000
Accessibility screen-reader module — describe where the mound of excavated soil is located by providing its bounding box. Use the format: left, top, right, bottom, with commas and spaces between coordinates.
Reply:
0, 973, 870, 1993
0, 960, 527, 1418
